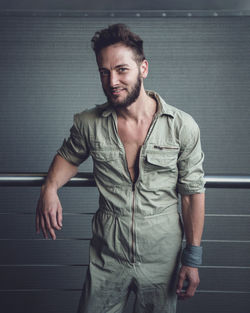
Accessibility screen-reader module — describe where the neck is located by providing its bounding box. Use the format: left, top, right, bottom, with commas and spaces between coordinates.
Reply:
115, 87, 157, 122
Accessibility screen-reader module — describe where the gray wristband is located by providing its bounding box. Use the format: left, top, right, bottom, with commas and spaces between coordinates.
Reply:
181, 244, 203, 268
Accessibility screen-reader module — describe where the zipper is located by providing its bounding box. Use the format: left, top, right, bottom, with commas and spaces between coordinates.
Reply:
111, 111, 159, 264
111, 114, 137, 263
123, 161, 136, 264
131, 183, 136, 263
154, 145, 179, 150
128, 114, 159, 264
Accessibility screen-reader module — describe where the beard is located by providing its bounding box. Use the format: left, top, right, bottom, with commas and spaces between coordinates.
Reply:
103, 73, 142, 108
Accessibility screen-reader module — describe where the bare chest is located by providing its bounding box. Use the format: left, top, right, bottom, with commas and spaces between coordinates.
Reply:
117, 118, 153, 182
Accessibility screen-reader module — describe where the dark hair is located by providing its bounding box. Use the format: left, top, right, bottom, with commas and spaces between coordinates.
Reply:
91, 23, 145, 64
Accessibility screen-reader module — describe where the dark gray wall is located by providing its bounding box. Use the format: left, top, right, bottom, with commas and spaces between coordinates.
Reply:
0, 14, 250, 313
1, 0, 250, 10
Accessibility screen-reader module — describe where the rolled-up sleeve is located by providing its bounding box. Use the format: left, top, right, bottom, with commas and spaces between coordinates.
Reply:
57, 113, 89, 166
177, 117, 205, 195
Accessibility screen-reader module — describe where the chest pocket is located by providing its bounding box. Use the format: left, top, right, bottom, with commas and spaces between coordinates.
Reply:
143, 148, 179, 189
145, 148, 178, 172
91, 149, 122, 187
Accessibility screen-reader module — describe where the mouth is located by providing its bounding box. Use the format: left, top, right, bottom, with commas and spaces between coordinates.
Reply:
110, 87, 126, 96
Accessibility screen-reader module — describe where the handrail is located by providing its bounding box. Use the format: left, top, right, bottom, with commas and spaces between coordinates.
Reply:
0, 173, 250, 188
0, 173, 95, 187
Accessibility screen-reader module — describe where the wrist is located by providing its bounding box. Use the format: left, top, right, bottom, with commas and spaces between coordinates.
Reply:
41, 182, 58, 193
181, 244, 203, 268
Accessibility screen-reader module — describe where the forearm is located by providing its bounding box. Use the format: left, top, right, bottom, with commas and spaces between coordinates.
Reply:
181, 193, 205, 246
43, 154, 78, 191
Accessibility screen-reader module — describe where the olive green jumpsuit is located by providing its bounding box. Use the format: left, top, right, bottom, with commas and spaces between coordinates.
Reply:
58, 90, 205, 313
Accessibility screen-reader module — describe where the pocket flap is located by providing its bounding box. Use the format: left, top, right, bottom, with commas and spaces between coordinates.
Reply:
146, 149, 178, 168
92, 150, 119, 162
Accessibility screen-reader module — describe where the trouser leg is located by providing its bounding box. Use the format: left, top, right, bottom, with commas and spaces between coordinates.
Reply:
77, 263, 131, 313
131, 211, 182, 313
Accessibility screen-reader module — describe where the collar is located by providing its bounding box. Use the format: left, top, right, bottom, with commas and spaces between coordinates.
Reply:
99, 90, 175, 118
146, 90, 175, 118
99, 102, 114, 117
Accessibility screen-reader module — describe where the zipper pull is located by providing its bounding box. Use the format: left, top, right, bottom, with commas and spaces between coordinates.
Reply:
132, 183, 135, 192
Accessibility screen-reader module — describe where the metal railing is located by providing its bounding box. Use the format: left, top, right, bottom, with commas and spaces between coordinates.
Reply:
0, 173, 250, 188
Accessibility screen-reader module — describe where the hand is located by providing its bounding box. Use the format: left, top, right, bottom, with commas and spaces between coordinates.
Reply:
176, 265, 200, 300
36, 185, 63, 240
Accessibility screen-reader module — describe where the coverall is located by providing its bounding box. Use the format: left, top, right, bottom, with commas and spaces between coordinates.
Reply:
58, 90, 205, 313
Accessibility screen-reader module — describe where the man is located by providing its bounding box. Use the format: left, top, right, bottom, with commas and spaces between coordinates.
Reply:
36, 24, 205, 313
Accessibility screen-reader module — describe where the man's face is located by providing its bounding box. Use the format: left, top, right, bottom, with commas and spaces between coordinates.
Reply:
96, 43, 145, 108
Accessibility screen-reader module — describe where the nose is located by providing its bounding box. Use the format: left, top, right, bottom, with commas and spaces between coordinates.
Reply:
109, 71, 119, 87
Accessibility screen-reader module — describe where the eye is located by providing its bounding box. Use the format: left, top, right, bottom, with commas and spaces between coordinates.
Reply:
117, 67, 128, 73
99, 70, 109, 77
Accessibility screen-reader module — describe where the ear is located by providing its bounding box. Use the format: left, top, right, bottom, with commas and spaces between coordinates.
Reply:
140, 59, 149, 79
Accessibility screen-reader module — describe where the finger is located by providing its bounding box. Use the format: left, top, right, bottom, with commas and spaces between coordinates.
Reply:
36, 211, 40, 234
35, 200, 42, 234
57, 206, 63, 228
40, 214, 48, 239
185, 279, 199, 298
177, 286, 190, 300
49, 211, 62, 231
184, 286, 196, 299
177, 288, 188, 300
44, 213, 56, 240
176, 274, 185, 295
177, 291, 187, 301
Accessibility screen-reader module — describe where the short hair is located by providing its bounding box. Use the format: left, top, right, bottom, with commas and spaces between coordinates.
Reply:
91, 23, 145, 64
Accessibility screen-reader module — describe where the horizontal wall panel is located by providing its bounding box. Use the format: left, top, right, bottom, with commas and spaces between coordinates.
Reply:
0, 290, 249, 313
0, 241, 249, 267
199, 267, 250, 292
0, 290, 133, 313
0, 290, 81, 313
177, 292, 250, 313
59, 187, 99, 214
202, 216, 250, 241
0, 214, 250, 241
205, 189, 250, 215
0, 266, 88, 290
0, 214, 93, 239
0, 240, 90, 265
203, 242, 250, 267
1, 266, 249, 293
0, 186, 99, 214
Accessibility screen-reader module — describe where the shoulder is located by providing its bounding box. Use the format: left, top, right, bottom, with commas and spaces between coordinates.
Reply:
152, 91, 201, 147
172, 107, 199, 132
155, 91, 199, 131
73, 102, 110, 127
170, 108, 201, 148
161, 100, 200, 134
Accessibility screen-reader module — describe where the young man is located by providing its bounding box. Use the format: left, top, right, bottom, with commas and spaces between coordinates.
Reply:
36, 24, 205, 313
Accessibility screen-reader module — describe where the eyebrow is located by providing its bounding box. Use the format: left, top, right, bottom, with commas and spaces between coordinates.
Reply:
115, 64, 130, 68
99, 64, 130, 71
